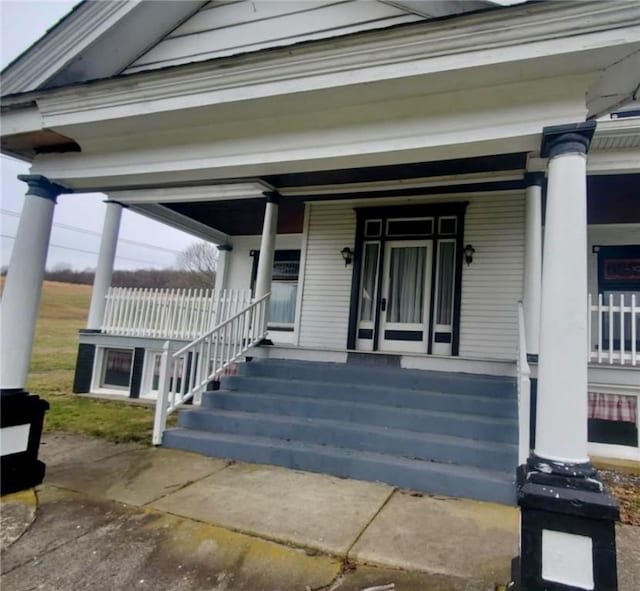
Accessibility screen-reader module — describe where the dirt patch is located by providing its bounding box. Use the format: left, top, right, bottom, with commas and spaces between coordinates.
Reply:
600, 470, 640, 527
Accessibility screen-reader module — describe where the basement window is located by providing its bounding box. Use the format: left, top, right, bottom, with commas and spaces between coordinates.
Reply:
101, 348, 133, 389
588, 392, 638, 447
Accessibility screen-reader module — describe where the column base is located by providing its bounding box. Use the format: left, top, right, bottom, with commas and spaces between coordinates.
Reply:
516, 461, 619, 591
0, 390, 49, 496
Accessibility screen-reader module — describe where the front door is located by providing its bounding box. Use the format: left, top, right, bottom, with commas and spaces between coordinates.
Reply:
378, 240, 432, 353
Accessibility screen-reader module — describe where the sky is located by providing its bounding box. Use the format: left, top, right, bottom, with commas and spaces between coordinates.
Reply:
0, 0, 198, 270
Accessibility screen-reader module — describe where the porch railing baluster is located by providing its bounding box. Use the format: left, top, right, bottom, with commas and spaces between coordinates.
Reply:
152, 293, 270, 445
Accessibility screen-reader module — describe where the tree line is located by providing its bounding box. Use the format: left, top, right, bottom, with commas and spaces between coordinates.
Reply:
41, 268, 216, 289
1, 242, 218, 289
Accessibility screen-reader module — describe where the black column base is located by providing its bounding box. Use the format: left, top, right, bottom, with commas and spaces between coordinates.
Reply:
517, 460, 619, 591
1, 390, 49, 496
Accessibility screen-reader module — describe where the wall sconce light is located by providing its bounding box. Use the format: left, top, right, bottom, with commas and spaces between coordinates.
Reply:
464, 244, 476, 266
341, 247, 353, 266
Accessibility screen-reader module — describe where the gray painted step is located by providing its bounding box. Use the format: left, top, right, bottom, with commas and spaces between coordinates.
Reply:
240, 359, 516, 398
178, 408, 517, 471
222, 375, 516, 418
202, 390, 517, 443
162, 428, 517, 505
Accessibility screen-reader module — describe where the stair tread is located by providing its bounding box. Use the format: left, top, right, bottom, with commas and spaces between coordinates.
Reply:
206, 389, 517, 426
242, 360, 516, 391
180, 407, 518, 452
224, 375, 517, 406
164, 427, 514, 482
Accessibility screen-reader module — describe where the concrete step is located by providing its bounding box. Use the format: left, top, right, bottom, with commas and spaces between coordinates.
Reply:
202, 390, 517, 444
162, 428, 517, 505
178, 408, 518, 471
222, 375, 516, 418
240, 359, 516, 398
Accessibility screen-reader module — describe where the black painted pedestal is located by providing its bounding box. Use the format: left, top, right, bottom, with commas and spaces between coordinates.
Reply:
1, 390, 49, 495
517, 460, 619, 591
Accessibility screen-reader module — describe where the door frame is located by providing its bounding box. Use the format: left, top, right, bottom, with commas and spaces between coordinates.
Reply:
347, 201, 468, 355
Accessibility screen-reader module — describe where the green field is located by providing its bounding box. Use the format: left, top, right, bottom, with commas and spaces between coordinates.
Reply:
22, 280, 167, 444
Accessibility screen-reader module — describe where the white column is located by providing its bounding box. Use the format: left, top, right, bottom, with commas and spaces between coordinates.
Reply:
535, 134, 591, 465
0, 176, 64, 390
87, 201, 123, 330
254, 193, 279, 299
215, 244, 232, 291
523, 174, 543, 356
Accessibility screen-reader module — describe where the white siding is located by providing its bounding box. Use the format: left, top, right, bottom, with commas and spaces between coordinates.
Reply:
299, 201, 356, 349
459, 194, 525, 360
298, 193, 526, 360
124, 0, 421, 74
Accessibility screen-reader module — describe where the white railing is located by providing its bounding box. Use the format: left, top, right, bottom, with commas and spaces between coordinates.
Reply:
102, 287, 252, 340
588, 293, 638, 366
152, 293, 270, 445
516, 301, 531, 465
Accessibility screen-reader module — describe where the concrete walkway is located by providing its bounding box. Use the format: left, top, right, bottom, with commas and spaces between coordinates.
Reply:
1, 433, 638, 591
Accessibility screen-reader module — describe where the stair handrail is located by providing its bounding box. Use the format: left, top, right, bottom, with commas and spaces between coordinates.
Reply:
152, 293, 270, 445
516, 301, 531, 465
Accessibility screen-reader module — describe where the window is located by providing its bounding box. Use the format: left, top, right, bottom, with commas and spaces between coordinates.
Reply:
101, 348, 133, 389
588, 391, 638, 448
596, 245, 640, 351
386, 217, 434, 237
435, 241, 456, 326
251, 250, 301, 329
359, 243, 380, 322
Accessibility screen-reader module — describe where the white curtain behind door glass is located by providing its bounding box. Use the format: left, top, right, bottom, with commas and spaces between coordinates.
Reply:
360, 243, 379, 321
387, 246, 426, 323
436, 241, 455, 325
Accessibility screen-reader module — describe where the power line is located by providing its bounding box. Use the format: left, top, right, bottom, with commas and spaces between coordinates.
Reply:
0, 233, 166, 267
0, 208, 183, 255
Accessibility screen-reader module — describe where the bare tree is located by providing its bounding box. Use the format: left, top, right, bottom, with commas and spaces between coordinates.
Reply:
177, 241, 217, 288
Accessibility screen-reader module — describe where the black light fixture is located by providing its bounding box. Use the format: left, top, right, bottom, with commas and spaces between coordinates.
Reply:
464, 244, 476, 266
341, 247, 353, 266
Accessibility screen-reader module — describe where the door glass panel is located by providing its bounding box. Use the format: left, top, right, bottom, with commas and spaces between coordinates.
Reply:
360, 243, 379, 322
436, 242, 456, 325
387, 246, 426, 323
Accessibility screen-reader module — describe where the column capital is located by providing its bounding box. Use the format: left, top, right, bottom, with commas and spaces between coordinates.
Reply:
524, 172, 545, 187
263, 191, 281, 204
540, 121, 597, 159
17, 175, 70, 202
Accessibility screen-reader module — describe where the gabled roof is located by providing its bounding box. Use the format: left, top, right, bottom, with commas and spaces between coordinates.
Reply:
1, 0, 504, 97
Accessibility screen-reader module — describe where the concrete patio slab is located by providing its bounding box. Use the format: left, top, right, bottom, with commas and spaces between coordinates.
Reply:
0, 489, 36, 552
150, 461, 394, 556
1, 486, 342, 591
42, 434, 230, 506
350, 489, 519, 585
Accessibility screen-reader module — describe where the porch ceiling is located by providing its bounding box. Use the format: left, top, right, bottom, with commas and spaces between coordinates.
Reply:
167, 198, 305, 236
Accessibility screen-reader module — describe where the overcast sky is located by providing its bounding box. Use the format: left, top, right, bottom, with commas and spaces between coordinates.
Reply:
0, 0, 198, 270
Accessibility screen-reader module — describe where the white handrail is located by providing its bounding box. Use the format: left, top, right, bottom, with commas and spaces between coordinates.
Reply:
152, 293, 270, 445
517, 301, 531, 465
588, 293, 638, 366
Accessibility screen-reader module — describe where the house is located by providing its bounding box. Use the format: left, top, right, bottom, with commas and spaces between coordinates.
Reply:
1, 2, 638, 588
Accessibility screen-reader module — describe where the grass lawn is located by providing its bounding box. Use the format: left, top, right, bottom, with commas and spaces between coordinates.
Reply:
19, 280, 171, 444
